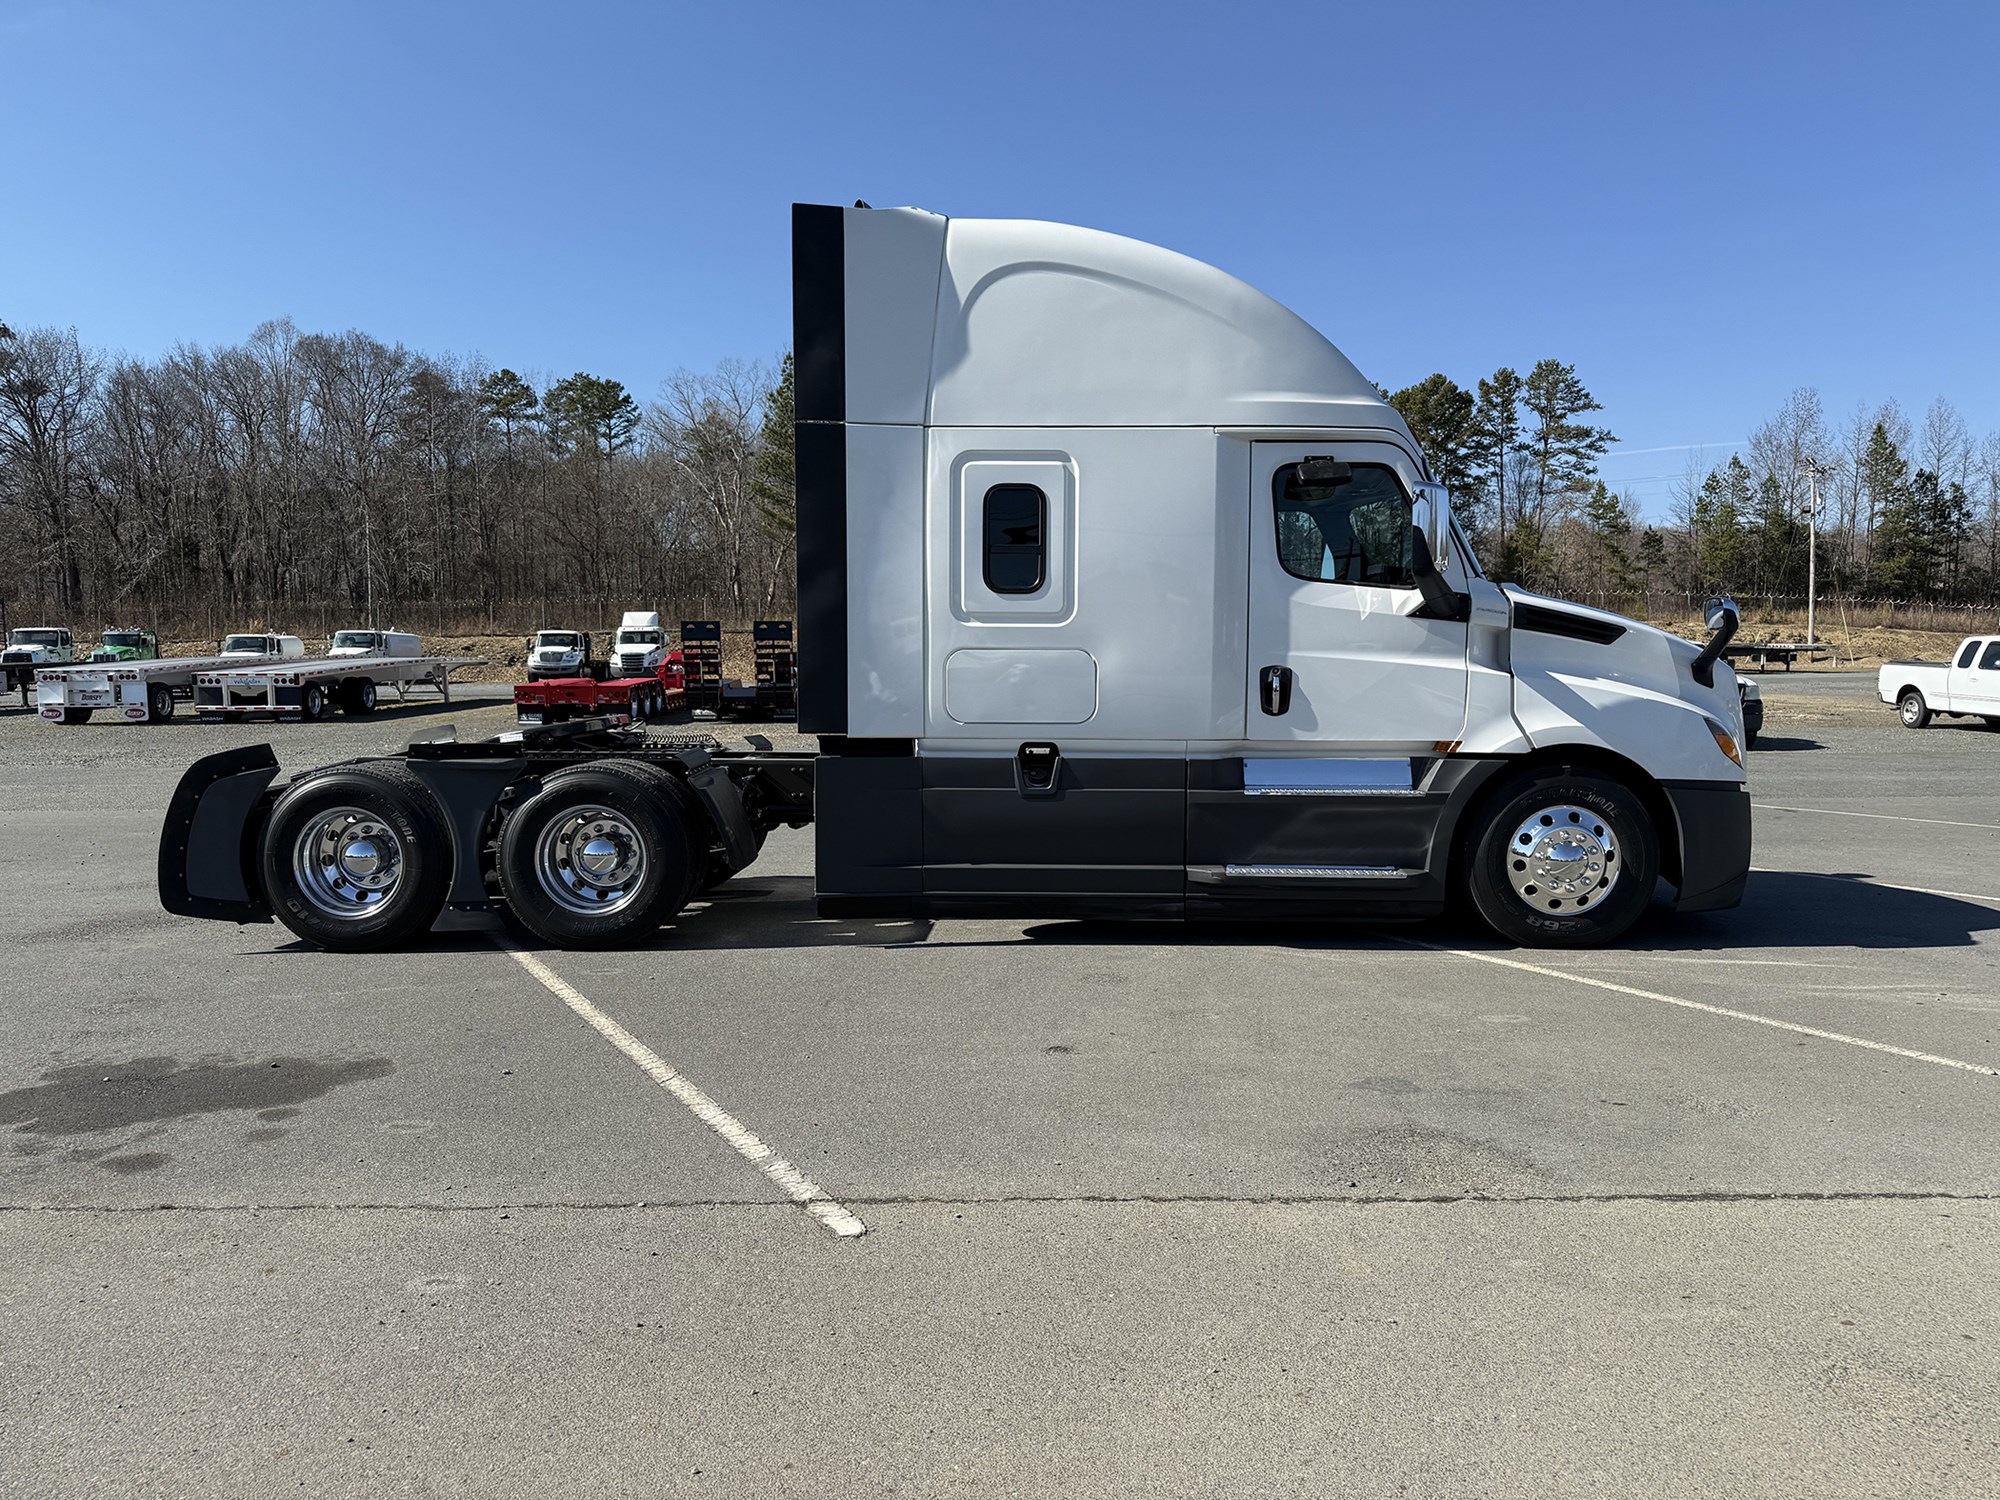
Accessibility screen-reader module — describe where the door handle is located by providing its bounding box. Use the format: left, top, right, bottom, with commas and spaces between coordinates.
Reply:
1259, 665, 1293, 716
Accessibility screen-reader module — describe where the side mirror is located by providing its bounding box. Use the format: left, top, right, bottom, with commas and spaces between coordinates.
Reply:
1691, 595, 1740, 688
1411, 480, 1452, 568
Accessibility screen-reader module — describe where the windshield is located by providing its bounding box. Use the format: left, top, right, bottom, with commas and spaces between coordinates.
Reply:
103, 632, 147, 649
537, 632, 581, 649
12, 629, 63, 647
222, 635, 268, 653
619, 630, 663, 646
331, 631, 380, 649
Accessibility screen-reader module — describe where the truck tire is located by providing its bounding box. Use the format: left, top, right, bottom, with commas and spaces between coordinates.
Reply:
300, 683, 329, 722
260, 764, 450, 951
498, 762, 706, 948
339, 678, 378, 715
59, 707, 93, 726
1463, 769, 1660, 948
147, 684, 175, 722
1899, 690, 1931, 728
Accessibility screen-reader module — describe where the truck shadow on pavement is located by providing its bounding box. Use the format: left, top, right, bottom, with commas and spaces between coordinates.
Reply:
647, 871, 2000, 956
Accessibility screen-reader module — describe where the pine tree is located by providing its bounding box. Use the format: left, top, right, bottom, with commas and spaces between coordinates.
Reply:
1387, 373, 1478, 497
544, 373, 639, 460
1581, 479, 1635, 594
1468, 368, 1523, 544
750, 353, 796, 538
1521, 359, 1617, 524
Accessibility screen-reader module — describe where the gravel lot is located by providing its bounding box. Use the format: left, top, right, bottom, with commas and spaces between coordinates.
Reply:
2, 674, 1996, 1498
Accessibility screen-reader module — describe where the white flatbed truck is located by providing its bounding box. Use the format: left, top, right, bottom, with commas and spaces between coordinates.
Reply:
192, 655, 487, 722
158, 203, 1751, 954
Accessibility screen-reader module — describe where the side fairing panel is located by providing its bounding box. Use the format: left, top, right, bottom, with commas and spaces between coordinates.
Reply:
845, 423, 926, 736
843, 208, 946, 425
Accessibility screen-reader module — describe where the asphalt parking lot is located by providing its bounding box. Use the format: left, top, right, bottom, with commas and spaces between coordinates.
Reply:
2, 675, 1996, 1498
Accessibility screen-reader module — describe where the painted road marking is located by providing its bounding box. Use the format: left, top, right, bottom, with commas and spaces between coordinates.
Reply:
1751, 866, 2000, 907
1756, 802, 2000, 832
493, 937, 867, 1239
1401, 940, 2000, 1079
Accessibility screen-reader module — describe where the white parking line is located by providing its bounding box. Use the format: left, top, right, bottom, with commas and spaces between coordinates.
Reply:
1751, 867, 2000, 907
493, 937, 867, 1238
1400, 940, 2000, 1079
1756, 802, 2000, 832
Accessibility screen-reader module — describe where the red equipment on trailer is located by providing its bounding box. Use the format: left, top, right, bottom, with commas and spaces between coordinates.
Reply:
513, 654, 688, 725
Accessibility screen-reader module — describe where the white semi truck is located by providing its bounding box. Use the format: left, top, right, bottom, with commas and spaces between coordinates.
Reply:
609, 612, 670, 678
158, 203, 1750, 953
37, 633, 305, 724
527, 629, 604, 681
3, 626, 80, 700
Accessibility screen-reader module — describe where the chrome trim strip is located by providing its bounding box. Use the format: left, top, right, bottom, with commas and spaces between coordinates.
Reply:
1222, 864, 1406, 880
1241, 757, 1415, 796
1245, 786, 1425, 797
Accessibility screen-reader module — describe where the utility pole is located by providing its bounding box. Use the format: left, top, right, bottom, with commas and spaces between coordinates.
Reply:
1798, 459, 1829, 646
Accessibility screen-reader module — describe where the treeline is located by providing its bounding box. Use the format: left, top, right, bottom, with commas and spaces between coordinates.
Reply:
0, 317, 797, 633
7, 309, 1996, 636
1387, 370, 2000, 605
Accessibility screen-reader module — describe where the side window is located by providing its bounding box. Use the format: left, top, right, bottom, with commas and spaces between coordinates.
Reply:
1957, 640, 1981, 669
983, 484, 1046, 594
1981, 641, 2000, 671
1273, 463, 1414, 586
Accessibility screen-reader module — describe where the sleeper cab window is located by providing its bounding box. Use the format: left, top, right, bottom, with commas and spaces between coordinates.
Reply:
983, 483, 1047, 594
1273, 462, 1414, 587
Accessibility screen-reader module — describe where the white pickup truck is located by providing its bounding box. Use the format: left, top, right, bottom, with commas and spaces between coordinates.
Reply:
1879, 638, 2000, 728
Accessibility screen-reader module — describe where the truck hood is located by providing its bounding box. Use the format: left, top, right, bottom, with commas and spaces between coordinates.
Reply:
1502, 585, 1744, 766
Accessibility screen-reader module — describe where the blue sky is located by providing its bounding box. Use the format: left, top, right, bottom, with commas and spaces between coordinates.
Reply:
3, 1, 1995, 516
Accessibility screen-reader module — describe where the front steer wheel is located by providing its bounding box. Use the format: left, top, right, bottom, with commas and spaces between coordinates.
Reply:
260, 764, 450, 951
497, 761, 707, 948
1463, 770, 1661, 948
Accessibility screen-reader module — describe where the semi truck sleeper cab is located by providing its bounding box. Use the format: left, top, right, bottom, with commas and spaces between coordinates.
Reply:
158, 202, 1750, 952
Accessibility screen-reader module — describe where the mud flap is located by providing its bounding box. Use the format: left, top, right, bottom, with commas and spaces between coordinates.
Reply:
158, 744, 281, 922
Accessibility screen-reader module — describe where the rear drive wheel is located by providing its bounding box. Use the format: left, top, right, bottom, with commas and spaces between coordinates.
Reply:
59, 707, 93, 725
1899, 690, 1931, 728
1464, 770, 1660, 948
498, 762, 705, 948
340, 678, 378, 715
147, 684, 175, 722
260, 765, 449, 951
300, 683, 329, 721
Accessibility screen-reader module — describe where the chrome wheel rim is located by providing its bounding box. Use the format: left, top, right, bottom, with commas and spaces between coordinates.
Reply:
1507, 803, 1618, 915
533, 804, 648, 915
1901, 696, 1922, 725
293, 806, 404, 919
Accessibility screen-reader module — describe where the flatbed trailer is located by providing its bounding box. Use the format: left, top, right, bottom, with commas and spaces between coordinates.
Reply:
1723, 641, 1834, 670
36, 653, 282, 724
514, 657, 689, 724
192, 656, 486, 722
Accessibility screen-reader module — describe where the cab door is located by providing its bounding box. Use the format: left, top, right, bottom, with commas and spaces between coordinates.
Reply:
1243, 441, 1469, 746
1187, 442, 1474, 910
